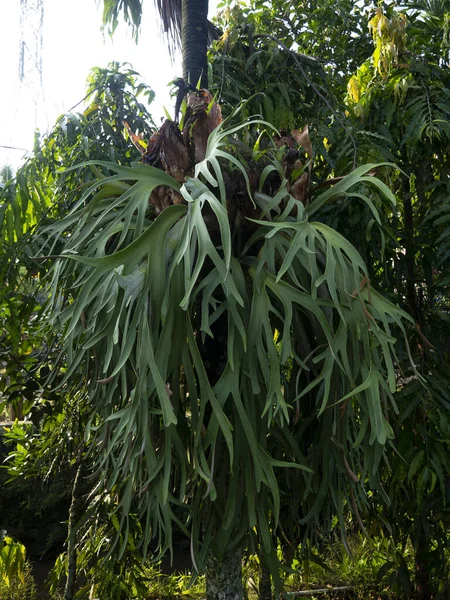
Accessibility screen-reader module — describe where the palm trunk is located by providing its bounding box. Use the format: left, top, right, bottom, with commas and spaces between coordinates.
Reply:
206, 548, 243, 600
181, 0, 209, 88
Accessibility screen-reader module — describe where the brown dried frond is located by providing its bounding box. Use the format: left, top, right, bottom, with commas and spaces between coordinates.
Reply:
140, 89, 224, 210
291, 124, 313, 159
142, 129, 163, 168
160, 120, 191, 182
123, 121, 146, 155
290, 172, 309, 204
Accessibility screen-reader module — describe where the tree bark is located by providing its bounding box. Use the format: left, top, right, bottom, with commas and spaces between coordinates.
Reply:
206, 549, 243, 600
64, 462, 83, 600
259, 563, 272, 600
181, 0, 209, 88
401, 175, 419, 324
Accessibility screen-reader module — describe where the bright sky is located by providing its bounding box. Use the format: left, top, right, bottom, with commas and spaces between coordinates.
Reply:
0, 0, 210, 169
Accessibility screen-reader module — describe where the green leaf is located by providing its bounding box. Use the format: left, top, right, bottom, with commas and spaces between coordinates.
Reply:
408, 449, 424, 481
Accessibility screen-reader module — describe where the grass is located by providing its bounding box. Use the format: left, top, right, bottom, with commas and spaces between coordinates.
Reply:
0, 561, 37, 600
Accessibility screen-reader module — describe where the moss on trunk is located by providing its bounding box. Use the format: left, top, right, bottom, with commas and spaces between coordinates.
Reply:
206, 549, 243, 600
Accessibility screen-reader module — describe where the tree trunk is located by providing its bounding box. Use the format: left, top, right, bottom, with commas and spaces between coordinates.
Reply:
206, 548, 243, 600
64, 462, 83, 600
181, 0, 209, 88
401, 174, 419, 324
414, 515, 432, 600
259, 563, 272, 600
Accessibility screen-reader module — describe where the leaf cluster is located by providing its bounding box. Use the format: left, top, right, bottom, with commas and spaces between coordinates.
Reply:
38, 108, 412, 584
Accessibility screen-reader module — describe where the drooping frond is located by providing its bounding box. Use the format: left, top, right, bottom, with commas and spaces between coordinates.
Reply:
101, 0, 219, 56
102, 0, 144, 40
156, 0, 182, 48
101, 0, 182, 52
40, 112, 411, 571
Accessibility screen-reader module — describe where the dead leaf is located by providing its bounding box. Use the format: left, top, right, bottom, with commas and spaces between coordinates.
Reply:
291, 124, 313, 158
123, 121, 146, 155
290, 172, 309, 204
160, 121, 191, 182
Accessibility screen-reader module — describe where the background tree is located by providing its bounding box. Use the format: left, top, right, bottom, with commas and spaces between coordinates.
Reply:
209, 1, 450, 594
0, 63, 155, 428
0, 63, 158, 598
343, 6, 450, 597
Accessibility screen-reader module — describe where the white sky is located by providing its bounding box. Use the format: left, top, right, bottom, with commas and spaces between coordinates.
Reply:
0, 0, 209, 169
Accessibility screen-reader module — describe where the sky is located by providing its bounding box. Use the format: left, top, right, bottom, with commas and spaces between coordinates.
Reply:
0, 0, 195, 169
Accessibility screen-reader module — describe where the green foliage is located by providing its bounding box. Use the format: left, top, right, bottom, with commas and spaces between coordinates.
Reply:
208, 2, 450, 595
0, 423, 72, 561
283, 535, 408, 598
0, 62, 156, 425
0, 534, 26, 586
339, 7, 450, 596
39, 104, 410, 586
0, 533, 36, 600
101, 0, 143, 41
210, 2, 330, 129
0, 63, 158, 595
211, 0, 374, 105
2, 1, 450, 597
48, 545, 206, 600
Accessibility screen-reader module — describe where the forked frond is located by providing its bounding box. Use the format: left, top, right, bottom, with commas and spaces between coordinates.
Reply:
41, 113, 412, 572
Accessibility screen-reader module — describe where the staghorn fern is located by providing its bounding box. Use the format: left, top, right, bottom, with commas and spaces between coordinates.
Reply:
40, 114, 412, 580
